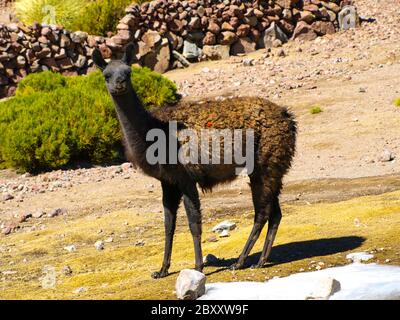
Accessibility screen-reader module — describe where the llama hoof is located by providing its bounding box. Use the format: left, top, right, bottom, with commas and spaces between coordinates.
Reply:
251, 263, 265, 269
151, 270, 168, 279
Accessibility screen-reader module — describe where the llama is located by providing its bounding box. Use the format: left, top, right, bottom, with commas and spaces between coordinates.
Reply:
93, 44, 297, 279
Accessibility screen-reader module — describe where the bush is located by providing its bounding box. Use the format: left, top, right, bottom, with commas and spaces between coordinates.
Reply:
0, 67, 179, 172
310, 105, 323, 114
14, 0, 141, 36
394, 97, 400, 107
72, 0, 133, 36
14, 0, 84, 29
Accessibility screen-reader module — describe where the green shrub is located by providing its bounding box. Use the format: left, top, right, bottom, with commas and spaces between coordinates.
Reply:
0, 67, 179, 172
73, 0, 133, 36
394, 97, 400, 107
310, 105, 323, 114
14, 0, 84, 29
14, 0, 142, 36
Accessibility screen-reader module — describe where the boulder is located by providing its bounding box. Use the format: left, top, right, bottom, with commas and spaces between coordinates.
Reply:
338, 5, 360, 30
202, 45, 230, 60
176, 269, 206, 300
292, 21, 318, 41
182, 40, 202, 59
231, 37, 256, 55
261, 22, 288, 49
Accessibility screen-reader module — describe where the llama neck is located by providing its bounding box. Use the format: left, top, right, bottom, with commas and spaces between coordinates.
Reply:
111, 86, 160, 162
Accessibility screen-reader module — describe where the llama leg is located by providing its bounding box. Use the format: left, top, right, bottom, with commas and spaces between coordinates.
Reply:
254, 197, 282, 268
152, 181, 182, 279
233, 175, 271, 270
182, 184, 203, 272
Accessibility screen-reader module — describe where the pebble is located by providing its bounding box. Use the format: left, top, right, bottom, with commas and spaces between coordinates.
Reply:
94, 240, 105, 251
64, 245, 77, 253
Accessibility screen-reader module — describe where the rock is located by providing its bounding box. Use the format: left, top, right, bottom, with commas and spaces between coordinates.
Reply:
62, 266, 72, 275
2, 194, 14, 201
49, 208, 67, 218
142, 30, 161, 48
94, 240, 105, 251
379, 149, 395, 162
242, 58, 255, 66
202, 45, 230, 60
231, 37, 256, 55
183, 40, 202, 59
346, 252, 374, 263
338, 5, 360, 30
292, 21, 318, 41
261, 22, 288, 49
176, 269, 206, 300
311, 21, 335, 36
218, 31, 237, 45
73, 287, 87, 294
212, 220, 236, 233
32, 210, 46, 219
219, 229, 230, 237
71, 31, 88, 44
203, 32, 216, 45
64, 245, 77, 253
306, 277, 341, 300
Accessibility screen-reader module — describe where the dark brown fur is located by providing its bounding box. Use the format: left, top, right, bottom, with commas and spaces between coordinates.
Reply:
93, 45, 297, 278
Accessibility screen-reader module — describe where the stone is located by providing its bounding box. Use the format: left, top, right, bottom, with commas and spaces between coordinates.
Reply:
182, 40, 202, 59
62, 266, 73, 275
64, 245, 76, 252
338, 5, 360, 30
142, 30, 161, 48
261, 22, 288, 49
292, 21, 318, 41
231, 37, 256, 55
219, 229, 230, 237
218, 31, 237, 45
306, 277, 341, 300
48, 208, 67, 218
71, 31, 88, 44
94, 240, 105, 251
311, 21, 335, 36
379, 149, 395, 162
212, 220, 236, 232
236, 24, 250, 37
208, 21, 220, 34
202, 45, 230, 60
346, 252, 374, 263
2, 194, 14, 201
202, 32, 216, 45
176, 269, 206, 300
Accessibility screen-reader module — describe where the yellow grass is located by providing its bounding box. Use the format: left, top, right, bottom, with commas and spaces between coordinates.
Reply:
0, 190, 399, 300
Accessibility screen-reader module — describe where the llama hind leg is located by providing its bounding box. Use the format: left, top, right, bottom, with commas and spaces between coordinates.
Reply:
182, 183, 204, 272
254, 197, 282, 268
232, 175, 272, 270
152, 181, 182, 279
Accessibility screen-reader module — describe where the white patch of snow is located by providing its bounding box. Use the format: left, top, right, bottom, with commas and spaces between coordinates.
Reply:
199, 264, 400, 300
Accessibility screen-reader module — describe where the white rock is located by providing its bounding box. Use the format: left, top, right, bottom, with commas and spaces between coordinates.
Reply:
176, 269, 206, 300
212, 220, 236, 233
219, 229, 230, 237
64, 245, 76, 253
346, 252, 374, 263
94, 240, 104, 251
306, 277, 341, 300
73, 287, 87, 294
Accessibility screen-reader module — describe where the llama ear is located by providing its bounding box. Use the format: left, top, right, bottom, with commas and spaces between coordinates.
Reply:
92, 49, 108, 71
122, 43, 135, 66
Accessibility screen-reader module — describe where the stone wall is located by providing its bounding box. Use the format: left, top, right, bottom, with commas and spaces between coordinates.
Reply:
0, 0, 359, 98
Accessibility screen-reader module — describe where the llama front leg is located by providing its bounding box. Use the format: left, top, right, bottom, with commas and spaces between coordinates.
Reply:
182, 184, 204, 272
151, 181, 182, 279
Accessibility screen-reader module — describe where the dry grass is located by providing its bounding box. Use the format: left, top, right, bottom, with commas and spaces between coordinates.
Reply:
0, 190, 399, 300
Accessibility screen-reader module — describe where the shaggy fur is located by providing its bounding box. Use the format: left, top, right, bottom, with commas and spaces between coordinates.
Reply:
93, 45, 297, 279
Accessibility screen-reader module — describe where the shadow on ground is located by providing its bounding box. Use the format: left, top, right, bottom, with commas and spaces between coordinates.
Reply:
205, 236, 366, 274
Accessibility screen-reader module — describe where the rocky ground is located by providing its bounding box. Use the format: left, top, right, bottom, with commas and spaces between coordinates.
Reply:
0, 0, 399, 299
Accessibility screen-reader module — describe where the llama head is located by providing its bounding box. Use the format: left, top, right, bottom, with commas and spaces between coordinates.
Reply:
92, 43, 135, 96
